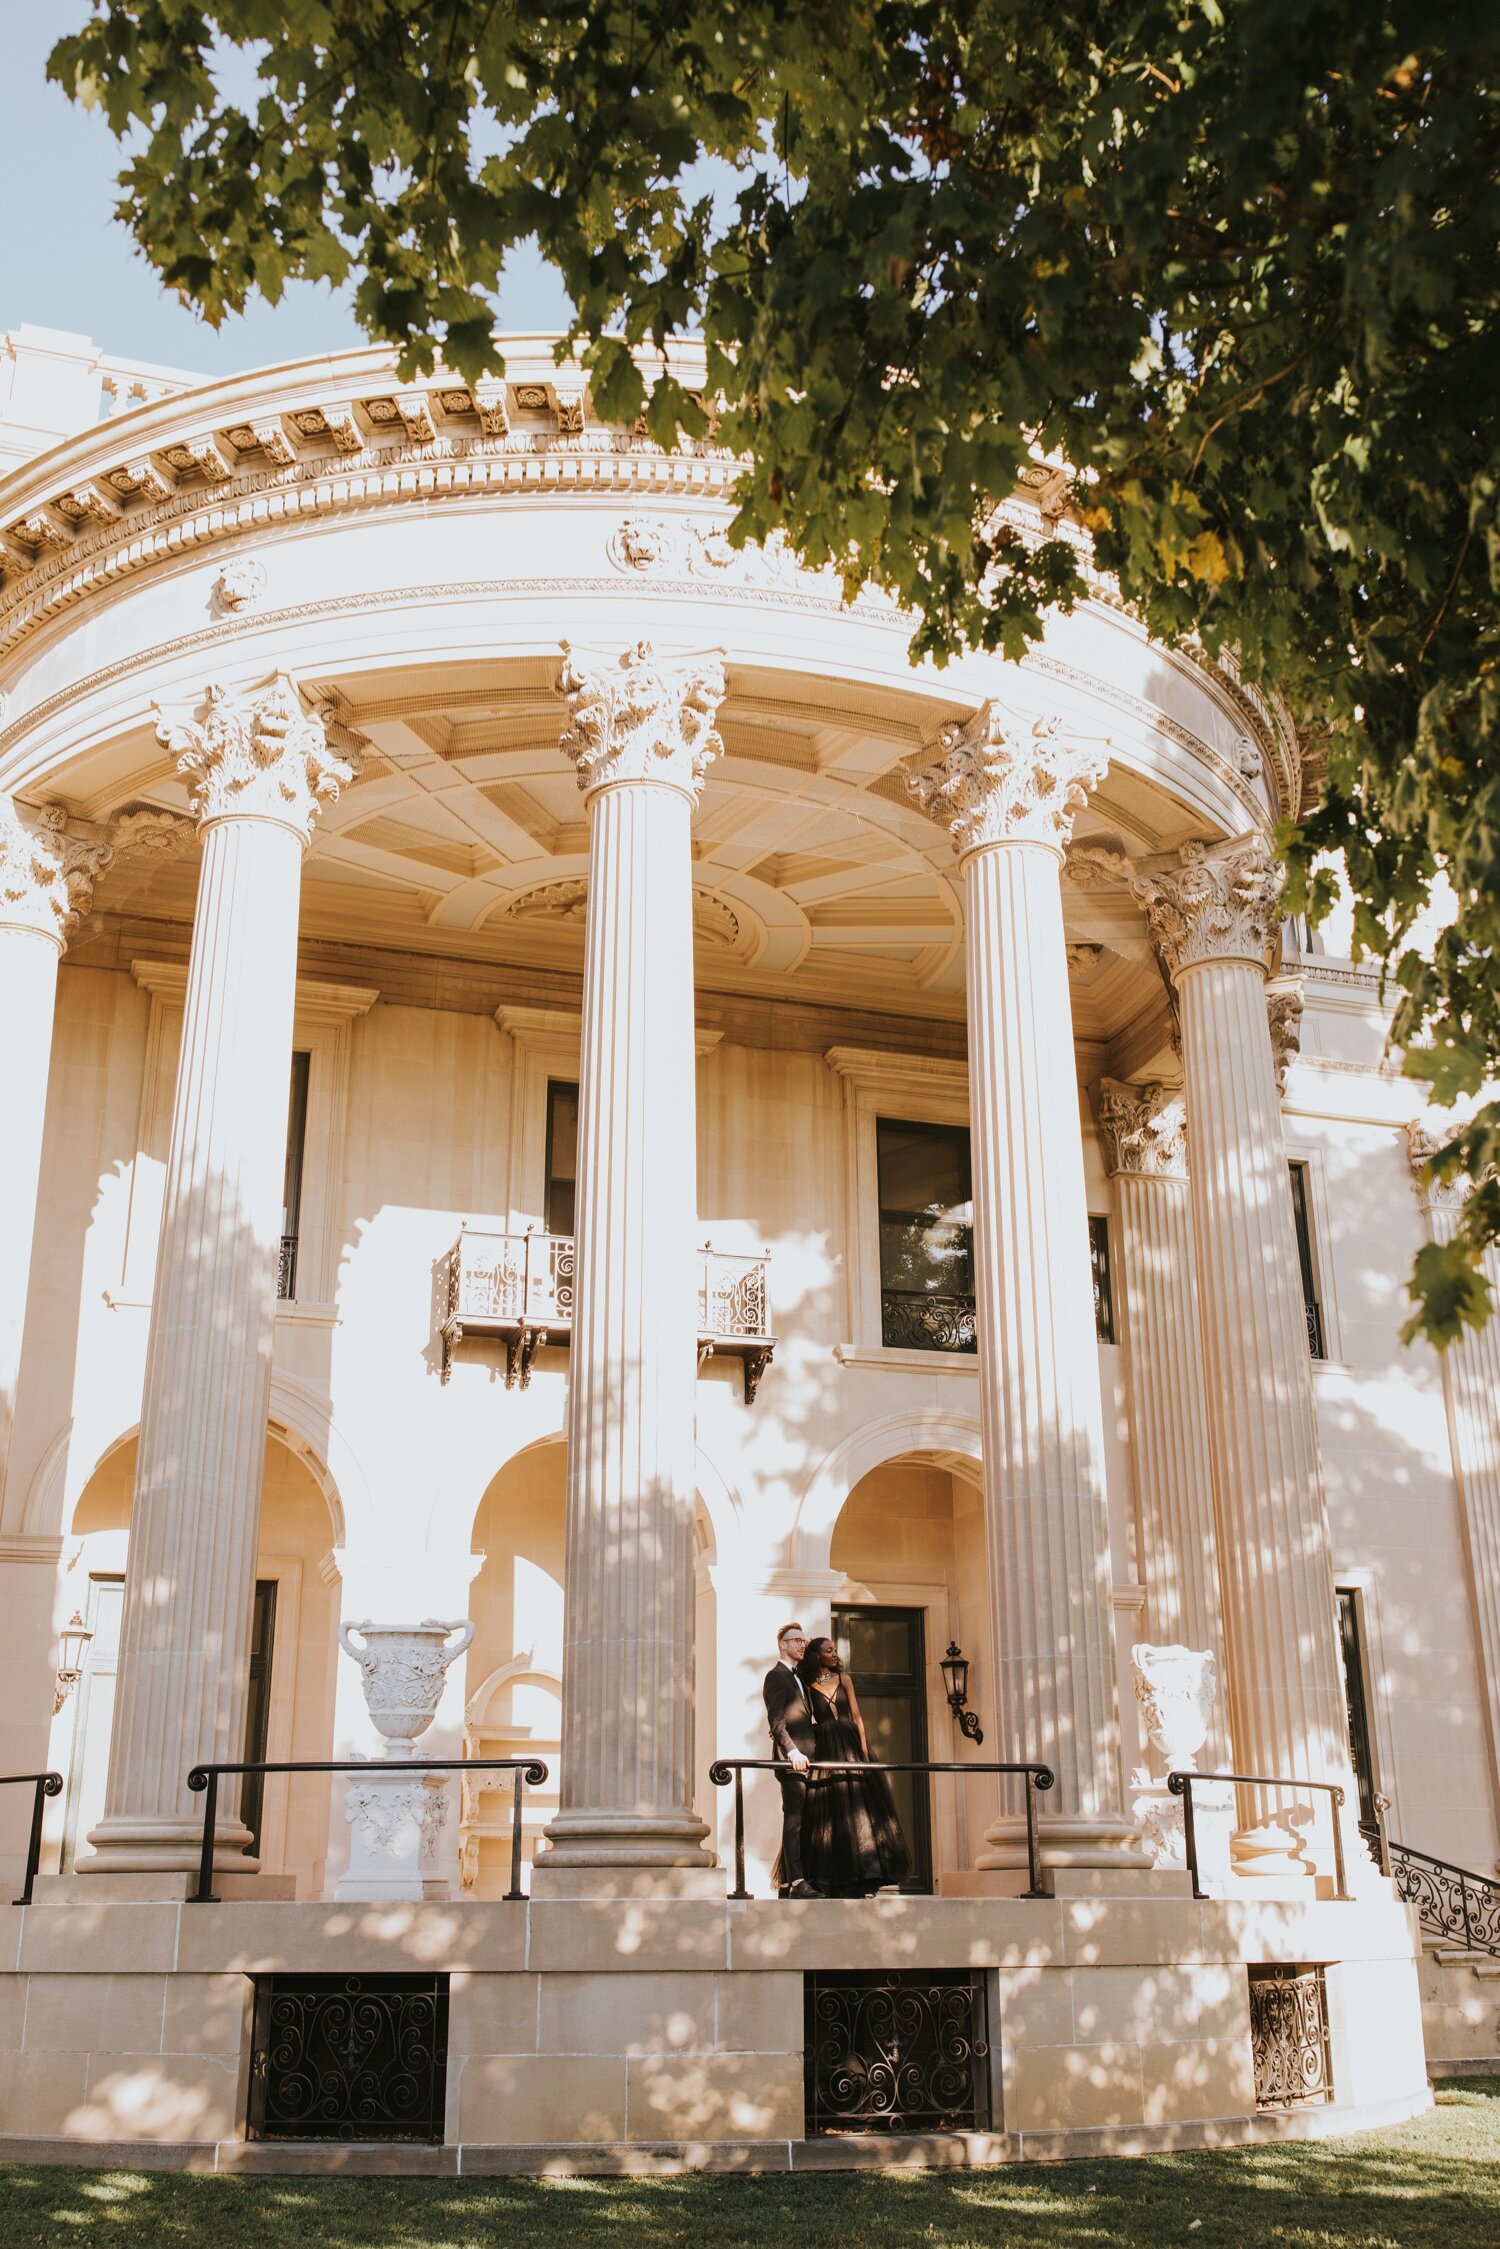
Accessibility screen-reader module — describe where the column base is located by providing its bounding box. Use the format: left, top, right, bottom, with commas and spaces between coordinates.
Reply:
977, 1813, 1149, 1871
538, 1807, 714, 1870
77, 1811, 257, 1877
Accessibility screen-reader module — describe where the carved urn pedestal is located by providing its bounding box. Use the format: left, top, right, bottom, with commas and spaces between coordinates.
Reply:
333, 1618, 474, 1904
1129, 1643, 1235, 1890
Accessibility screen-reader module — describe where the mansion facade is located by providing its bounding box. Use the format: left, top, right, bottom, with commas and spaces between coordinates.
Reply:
0, 321, 1494, 2166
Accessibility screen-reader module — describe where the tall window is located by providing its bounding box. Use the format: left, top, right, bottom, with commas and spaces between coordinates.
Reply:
1288, 1161, 1324, 1358
1089, 1216, 1116, 1344
278, 1051, 311, 1301
1337, 1589, 1380, 1833
546, 1081, 579, 1235
876, 1118, 975, 1353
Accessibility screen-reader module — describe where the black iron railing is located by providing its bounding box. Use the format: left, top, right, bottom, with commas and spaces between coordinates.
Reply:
185, 1757, 548, 1904
708, 1757, 1054, 1901
3, 1770, 62, 1905
1305, 1299, 1325, 1358
1361, 1796, 1500, 1957
879, 1290, 977, 1354
277, 1234, 298, 1301
1168, 1768, 1348, 1902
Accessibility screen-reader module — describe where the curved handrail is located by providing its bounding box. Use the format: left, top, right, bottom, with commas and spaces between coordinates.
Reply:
2, 1771, 63, 1905
185, 1756, 550, 1904
1167, 1768, 1348, 1902
1360, 1797, 1500, 1957
708, 1756, 1055, 1901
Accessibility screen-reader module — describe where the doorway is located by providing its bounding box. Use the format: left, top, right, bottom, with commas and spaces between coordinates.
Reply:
833, 1604, 933, 1891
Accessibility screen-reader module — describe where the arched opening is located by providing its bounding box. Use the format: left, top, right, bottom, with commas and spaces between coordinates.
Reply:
464, 1438, 720, 1892
58, 1430, 340, 1894
829, 1450, 994, 1888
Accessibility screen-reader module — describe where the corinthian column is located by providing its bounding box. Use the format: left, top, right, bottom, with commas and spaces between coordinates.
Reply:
1093, 1080, 1232, 1769
84, 677, 352, 1873
541, 641, 723, 1869
0, 801, 110, 1507
1408, 1122, 1500, 1818
910, 703, 1137, 1865
1132, 838, 1349, 1846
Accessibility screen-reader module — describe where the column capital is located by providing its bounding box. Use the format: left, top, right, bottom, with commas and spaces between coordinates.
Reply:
1406, 1117, 1473, 1212
908, 701, 1107, 860
154, 672, 355, 843
0, 795, 111, 947
1131, 833, 1284, 980
1093, 1079, 1188, 1180
556, 639, 725, 804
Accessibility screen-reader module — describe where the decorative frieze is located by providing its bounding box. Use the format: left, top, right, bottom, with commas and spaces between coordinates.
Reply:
556, 639, 725, 804
908, 701, 1109, 860
155, 671, 356, 842
1094, 1079, 1188, 1179
1131, 834, 1285, 980
0, 795, 111, 944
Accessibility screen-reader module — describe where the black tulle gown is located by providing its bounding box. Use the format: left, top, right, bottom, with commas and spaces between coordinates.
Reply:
800, 1677, 910, 1896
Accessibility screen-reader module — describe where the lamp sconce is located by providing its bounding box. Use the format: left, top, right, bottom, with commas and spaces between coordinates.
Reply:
53, 1610, 92, 1715
941, 1640, 983, 1744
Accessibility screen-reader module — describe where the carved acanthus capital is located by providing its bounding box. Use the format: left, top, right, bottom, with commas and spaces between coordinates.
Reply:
1406, 1118, 1473, 1212
908, 701, 1108, 860
155, 672, 355, 843
1130, 834, 1284, 980
0, 796, 112, 946
1266, 982, 1304, 1096
1093, 1079, 1188, 1179
556, 640, 725, 803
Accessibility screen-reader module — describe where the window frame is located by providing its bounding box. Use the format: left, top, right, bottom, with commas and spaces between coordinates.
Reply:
825, 1046, 973, 1360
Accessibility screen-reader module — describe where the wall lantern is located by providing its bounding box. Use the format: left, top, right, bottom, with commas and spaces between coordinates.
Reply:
941, 1640, 983, 1744
53, 1611, 92, 1714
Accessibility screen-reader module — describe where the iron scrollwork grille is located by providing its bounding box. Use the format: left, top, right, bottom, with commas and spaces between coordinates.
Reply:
804, 1970, 990, 2135
247, 1972, 450, 2142
880, 1290, 977, 1354
1248, 1966, 1333, 2110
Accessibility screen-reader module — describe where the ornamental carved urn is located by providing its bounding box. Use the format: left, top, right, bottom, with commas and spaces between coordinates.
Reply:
1131, 1642, 1217, 1774
338, 1617, 475, 1758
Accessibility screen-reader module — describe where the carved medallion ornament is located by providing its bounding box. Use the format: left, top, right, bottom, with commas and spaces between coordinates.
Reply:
504, 875, 741, 948
1130, 834, 1285, 980
907, 701, 1109, 861
0, 795, 111, 945
109, 807, 198, 858
211, 556, 266, 614
155, 671, 356, 842
556, 639, 726, 803
1094, 1079, 1188, 1180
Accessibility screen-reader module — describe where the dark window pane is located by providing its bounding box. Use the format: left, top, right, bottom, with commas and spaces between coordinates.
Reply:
876, 1118, 974, 1295
1090, 1216, 1115, 1343
1288, 1163, 1324, 1357
279, 1052, 311, 1301
546, 1081, 579, 1236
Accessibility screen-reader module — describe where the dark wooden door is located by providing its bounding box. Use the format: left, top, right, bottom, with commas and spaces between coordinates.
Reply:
832, 1604, 932, 1892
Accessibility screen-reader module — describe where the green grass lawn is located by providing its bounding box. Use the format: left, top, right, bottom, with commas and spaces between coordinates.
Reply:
1, 2079, 1495, 2249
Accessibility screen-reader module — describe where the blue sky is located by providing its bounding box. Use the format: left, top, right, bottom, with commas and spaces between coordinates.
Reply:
0, 1, 569, 376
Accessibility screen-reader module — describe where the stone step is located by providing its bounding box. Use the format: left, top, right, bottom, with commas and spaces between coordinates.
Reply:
1430, 1944, 1500, 1972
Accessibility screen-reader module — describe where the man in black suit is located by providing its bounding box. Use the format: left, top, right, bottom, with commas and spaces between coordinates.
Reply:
763, 1622, 821, 1897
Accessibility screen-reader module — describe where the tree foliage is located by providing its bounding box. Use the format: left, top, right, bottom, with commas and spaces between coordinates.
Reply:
49, 2, 1500, 1341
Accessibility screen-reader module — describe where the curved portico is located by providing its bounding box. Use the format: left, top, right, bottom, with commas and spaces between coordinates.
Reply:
0, 334, 1442, 2159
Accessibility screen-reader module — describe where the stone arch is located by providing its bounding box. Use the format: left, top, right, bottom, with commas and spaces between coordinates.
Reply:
792, 1407, 983, 1573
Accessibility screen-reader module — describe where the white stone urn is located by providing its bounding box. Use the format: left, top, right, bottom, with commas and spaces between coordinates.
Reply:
1131, 1642, 1217, 1773
338, 1617, 475, 1758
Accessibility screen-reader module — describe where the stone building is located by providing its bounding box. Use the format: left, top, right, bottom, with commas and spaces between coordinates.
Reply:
0, 322, 1494, 2166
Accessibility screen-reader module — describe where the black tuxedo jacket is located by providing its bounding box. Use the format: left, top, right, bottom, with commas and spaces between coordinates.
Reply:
763, 1662, 817, 1762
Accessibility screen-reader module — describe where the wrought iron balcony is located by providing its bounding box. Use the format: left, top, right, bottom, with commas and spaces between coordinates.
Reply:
880, 1288, 977, 1355
277, 1234, 298, 1302
1305, 1297, 1325, 1358
441, 1228, 775, 1400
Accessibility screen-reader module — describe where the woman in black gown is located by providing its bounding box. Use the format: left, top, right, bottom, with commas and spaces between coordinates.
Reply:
797, 1635, 910, 1896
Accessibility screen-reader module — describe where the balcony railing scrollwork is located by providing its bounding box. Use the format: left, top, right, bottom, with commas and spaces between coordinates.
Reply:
441, 1228, 775, 1401
880, 1289, 977, 1355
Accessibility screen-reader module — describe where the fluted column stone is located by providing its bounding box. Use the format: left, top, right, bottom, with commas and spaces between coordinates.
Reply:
910, 702, 1136, 1865
0, 800, 111, 1509
1408, 1122, 1500, 1819
83, 676, 351, 1872
1093, 1079, 1232, 1769
541, 641, 723, 1868
1132, 838, 1350, 1840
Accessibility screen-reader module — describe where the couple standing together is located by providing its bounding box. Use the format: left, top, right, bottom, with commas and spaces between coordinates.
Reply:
761, 1621, 910, 1898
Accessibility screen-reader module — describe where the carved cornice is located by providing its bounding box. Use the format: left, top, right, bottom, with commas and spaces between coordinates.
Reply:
154, 672, 356, 843
1267, 982, 1304, 1096
0, 795, 111, 946
1093, 1079, 1188, 1180
556, 640, 725, 803
1131, 834, 1284, 981
908, 701, 1109, 860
